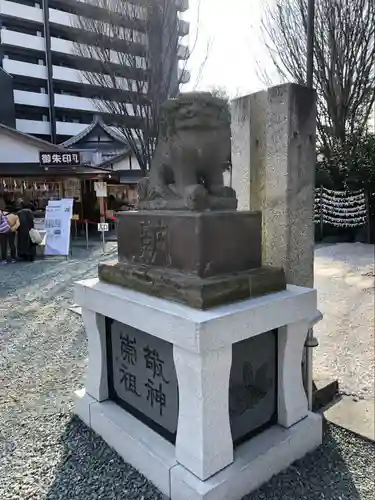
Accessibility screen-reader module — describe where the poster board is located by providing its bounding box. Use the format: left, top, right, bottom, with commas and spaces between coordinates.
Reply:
94, 181, 107, 198
44, 199, 73, 256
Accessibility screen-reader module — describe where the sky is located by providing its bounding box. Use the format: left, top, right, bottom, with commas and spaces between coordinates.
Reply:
182, 0, 275, 98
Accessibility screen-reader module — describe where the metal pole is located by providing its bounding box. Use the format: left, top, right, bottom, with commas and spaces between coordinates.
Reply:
365, 189, 371, 244
42, 0, 57, 143
320, 186, 324, 241
304, 0, 316, 410
102, 230, 105, 254
85, 221, 89, 249
305, 313, 321, 410
306, 0, 316, 88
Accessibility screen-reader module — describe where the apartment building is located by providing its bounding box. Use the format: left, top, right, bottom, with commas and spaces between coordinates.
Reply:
0, 0, 189, 144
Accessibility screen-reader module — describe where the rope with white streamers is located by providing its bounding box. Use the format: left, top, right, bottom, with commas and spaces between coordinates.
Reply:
314, 188, 367, 228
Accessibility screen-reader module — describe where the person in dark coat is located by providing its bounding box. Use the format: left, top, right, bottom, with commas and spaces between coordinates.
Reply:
17, 201, 36, 262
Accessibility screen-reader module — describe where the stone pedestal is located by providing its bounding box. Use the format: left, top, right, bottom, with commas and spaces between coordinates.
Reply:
74, 278, 322, 500
99, 210, 286, 309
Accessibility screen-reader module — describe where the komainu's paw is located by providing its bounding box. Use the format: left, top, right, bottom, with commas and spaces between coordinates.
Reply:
184, 184, 209, 211
210, 186, 237, 198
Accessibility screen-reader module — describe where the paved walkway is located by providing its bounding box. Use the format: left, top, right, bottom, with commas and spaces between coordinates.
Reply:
314, 243, 375, 399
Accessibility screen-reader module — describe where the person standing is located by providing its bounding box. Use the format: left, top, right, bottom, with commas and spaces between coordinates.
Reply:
6, 209, 19, 262
17, 202, 36, 262
0, 210, 10, 264
0, 209, 19, 264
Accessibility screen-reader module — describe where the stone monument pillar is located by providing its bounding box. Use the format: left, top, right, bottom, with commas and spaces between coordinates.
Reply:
74, 92, 322, 500
231, 83, 316, 288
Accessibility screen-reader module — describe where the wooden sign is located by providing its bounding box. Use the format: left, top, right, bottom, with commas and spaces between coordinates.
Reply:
40, 151, 81, 167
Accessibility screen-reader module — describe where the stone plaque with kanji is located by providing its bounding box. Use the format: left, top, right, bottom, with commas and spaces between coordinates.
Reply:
107, 319, 179, 440
107, 319, 276, 445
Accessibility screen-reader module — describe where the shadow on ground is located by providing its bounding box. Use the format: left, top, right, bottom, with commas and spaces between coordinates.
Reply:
43, 415, 164, 500
243, 421, 371, 500
44, 418, 372, 500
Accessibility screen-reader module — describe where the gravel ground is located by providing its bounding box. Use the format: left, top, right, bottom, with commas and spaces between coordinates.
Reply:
314, 243, 375, 399
1, 243, 374, 500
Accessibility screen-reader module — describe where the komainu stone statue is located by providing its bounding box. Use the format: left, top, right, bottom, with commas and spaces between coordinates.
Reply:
137, 92, 237, 211
98, 91, 286, 309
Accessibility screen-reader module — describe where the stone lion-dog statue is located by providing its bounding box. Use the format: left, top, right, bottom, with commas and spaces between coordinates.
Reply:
137, 92, 237, 211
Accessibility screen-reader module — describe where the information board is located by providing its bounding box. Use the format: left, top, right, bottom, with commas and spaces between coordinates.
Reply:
94, 181, 107, 198
44, 199, 73, 256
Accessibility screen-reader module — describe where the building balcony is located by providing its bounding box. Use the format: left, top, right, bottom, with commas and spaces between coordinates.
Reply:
53, 65, 83, 84
3, 59, 48, 80
16, 119, 51, 136
53, 66, 142, 94
1, 28, 146, 69
3, 58, 88, 85
0, 0, 43, 24
176, 0, 189, 12
14, 90, 49, 107
13, 87, 136, 117
0, 0, 143, 39
56, 120, 90, 137
178, 19, 190, 37
177, 44, 189, 60
179, 68, 190, 84
3, 57, 144, 98
0, 0, 186, 43
16, 118, 88, 137
1, 28, 45, 52
54, 94, 135, 115
49, 6, 147, 46
55, 93, 98, 112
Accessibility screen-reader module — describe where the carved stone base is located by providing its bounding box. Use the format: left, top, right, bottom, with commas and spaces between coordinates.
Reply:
117, 210, 262, 278
98, 261, 286, 309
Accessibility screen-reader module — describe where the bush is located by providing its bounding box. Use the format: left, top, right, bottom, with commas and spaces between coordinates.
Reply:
316, 133, 375, 192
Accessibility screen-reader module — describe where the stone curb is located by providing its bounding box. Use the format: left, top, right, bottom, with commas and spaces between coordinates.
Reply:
323, 396, 375, 442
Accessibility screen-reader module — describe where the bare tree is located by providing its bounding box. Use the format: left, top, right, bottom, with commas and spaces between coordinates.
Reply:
73, 0, 197, 174
260, 0, 375, 157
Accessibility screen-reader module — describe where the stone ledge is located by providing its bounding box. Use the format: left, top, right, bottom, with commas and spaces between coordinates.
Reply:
75, 390, 176, 498
171, 412, 322, 500
74, 391, 322, 500
75, 279, 317, 354
98, 261, 286, 310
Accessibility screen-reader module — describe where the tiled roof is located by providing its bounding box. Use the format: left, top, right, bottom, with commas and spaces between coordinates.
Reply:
60, 115, 128, 147
96, 149, 132, 170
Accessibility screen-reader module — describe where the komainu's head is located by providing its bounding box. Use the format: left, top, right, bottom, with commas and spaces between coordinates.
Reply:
159, 92, 230, 139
